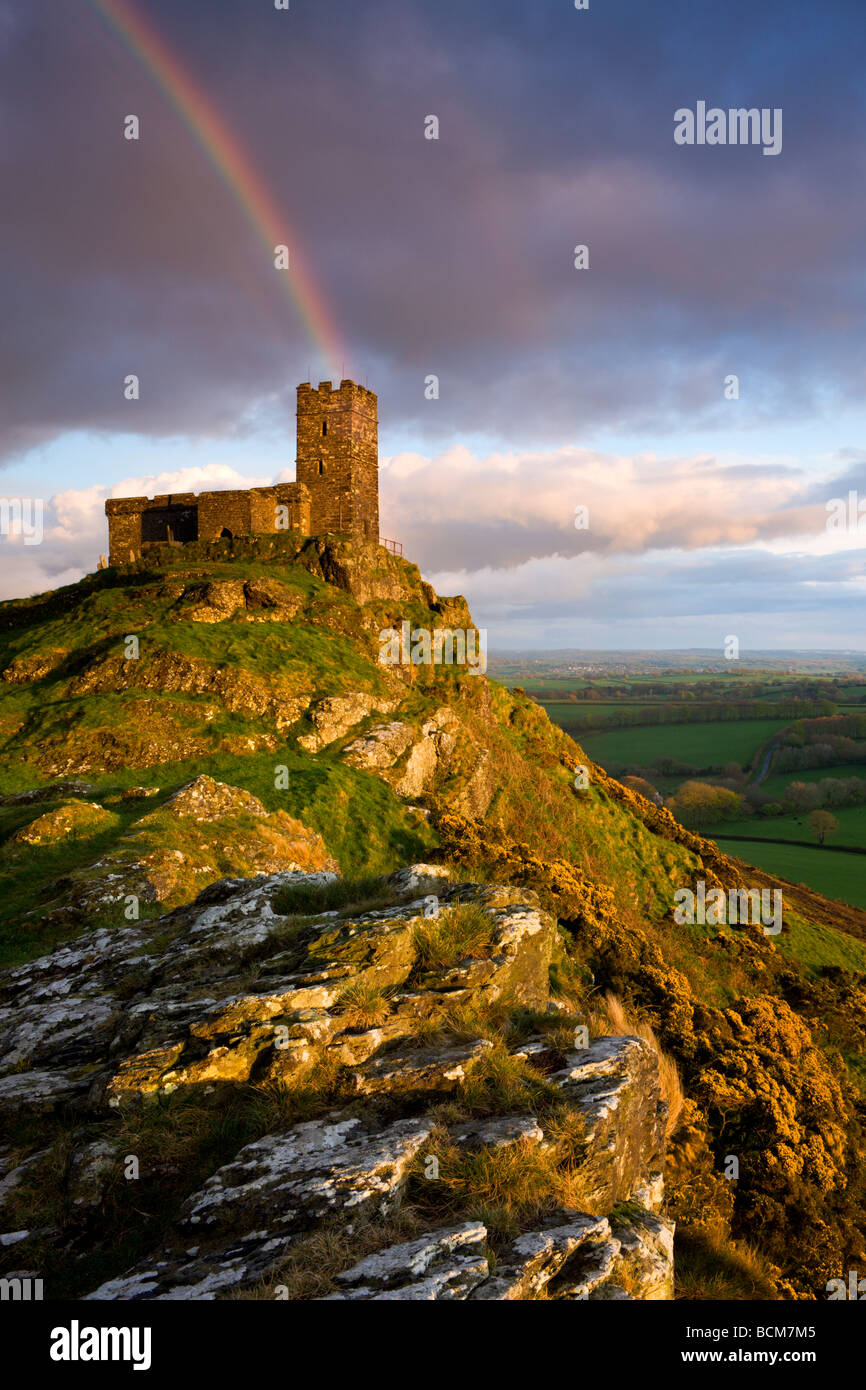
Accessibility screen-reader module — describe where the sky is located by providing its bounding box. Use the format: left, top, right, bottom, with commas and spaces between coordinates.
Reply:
1, 0, 865, 650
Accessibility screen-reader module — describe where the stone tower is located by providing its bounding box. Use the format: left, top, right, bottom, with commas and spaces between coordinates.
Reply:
295, 380, 379, 540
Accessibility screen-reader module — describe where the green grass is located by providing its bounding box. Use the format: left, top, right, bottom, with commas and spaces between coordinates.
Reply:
760, 762, 866, 799
411, 901, 497, 972
712, 838, 866, 910
0, 752, 437, 968
540, 701, 631, 718
146, 617, 380, 692
775, 906, 866, 973
272, 872, 401, 917
578, 719, 789, 772
708, 803, 866, 848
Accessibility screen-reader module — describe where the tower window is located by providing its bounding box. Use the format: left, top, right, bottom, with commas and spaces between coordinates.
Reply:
322, 420, 328, 436
318, 459, 324, 476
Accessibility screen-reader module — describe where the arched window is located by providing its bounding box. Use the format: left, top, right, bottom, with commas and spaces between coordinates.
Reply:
322, 420, 328, 436
318, 459, 324, 476
220, 528, 233, 539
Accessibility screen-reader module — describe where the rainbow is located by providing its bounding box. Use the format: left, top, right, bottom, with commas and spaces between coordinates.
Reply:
86, 0, 346, 381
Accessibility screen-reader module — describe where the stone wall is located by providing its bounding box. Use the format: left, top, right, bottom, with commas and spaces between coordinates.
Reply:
105, 484, 311, 566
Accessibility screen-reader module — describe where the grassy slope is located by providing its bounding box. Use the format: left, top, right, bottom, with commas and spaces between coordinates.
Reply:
1, 544, 862, 978
0, 543, 698, 967
2, 541, 866, 1297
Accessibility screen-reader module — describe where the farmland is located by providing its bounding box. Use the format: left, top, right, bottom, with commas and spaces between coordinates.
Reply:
489, 650, 866, 908
713, 839, 866, 911
579, 719, 788, 773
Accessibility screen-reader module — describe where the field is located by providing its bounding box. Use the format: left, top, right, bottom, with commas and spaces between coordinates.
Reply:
489, 655, 866, 909
706, 804, 866, 846
578, 719, 787, 772
714, 839, 866, 911
759, 763, 866, 799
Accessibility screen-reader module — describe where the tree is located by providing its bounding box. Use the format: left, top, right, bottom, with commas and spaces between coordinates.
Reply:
667, 780, 744, 830
721, 762, 746, 785
808, 810, 839, 846
620, 775, 661, 804
786, 781, 821, 814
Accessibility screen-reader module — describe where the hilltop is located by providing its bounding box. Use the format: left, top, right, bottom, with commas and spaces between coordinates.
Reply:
0, 536, 865, 1300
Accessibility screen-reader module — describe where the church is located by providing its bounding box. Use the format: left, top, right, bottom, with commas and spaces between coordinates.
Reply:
104, 379, 381, 565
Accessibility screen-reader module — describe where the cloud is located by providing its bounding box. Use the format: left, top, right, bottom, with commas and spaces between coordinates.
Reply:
5, 0, 866, 648
8, 442, 863, 655
4, 0, 866, 465
434, 546, 866, 652
380, 444, 840, 571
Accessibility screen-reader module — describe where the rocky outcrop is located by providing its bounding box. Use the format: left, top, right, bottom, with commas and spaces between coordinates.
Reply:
295, 536, 472, 616
1, 538, 861, 1303
341, 707, 480, 803
0, 648, 70, 684
394, 710, 459, 798
168, 578, 304, 625
451, 747, 495, 818
23, 776, 337, 928
160, 776, 270, 821
325, 1223, 489, 1301
0, 780, 97, 807
8, 800, 119, 846
343, 721, 416, 771
0, 862, 674, 1301
297, 693, 398, 753
549, 1037, 668, 1213
66, 650, 311, 736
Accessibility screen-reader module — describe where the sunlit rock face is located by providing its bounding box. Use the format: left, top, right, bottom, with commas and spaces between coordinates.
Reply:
0, 861, 672, 1302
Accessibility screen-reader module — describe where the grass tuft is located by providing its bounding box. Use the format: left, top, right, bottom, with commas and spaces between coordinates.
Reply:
591, 992, 684, 1139
411, 901, 496, 973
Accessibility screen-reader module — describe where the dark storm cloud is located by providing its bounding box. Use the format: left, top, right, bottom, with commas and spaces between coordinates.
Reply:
3, 0, 866, 462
